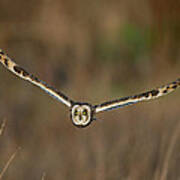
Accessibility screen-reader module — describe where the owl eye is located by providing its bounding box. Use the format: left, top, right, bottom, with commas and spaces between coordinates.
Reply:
82, 109, 88, 115
74, 109, 78, 116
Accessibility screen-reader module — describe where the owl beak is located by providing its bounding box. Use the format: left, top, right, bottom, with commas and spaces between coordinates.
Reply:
79, 114, 82, 121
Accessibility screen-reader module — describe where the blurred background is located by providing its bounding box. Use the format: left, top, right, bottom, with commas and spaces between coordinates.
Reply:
0, 0, 180, 179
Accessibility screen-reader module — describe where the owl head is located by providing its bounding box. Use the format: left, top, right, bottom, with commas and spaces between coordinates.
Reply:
70, 102, 94, 127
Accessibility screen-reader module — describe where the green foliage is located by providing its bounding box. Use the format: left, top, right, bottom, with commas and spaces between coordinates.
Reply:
96, 23, 154, 64
121, 24, 153, 61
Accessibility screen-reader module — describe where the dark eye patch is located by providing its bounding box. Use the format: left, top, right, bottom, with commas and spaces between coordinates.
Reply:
74, 109, 78, 116
82, 109, 88, 115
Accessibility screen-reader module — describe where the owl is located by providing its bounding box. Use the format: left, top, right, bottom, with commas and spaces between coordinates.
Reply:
0, 49, 179, 128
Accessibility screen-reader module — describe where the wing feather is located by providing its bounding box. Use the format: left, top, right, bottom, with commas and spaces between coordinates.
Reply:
0, 49, 73, 107
94, 79, 180, 113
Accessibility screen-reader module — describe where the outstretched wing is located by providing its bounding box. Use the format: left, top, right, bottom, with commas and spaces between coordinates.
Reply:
94, 79, 180, 113
0, 49, 73, 107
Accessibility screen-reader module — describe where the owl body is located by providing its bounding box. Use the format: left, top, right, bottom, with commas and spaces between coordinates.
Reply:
0, 49, 179, 128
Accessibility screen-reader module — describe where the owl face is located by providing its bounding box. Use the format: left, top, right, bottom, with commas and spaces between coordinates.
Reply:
71, 103, 93, 127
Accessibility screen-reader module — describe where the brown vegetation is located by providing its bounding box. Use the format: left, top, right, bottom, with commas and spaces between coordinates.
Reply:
0, 0, 180, 179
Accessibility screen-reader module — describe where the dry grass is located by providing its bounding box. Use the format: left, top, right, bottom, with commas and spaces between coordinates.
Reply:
0, 119, 6, 136
0, 148, 20, 180
0, 120, 45, 179
159, 121, 180, 180
41, 172, 46, 180
0, 120, 20, 179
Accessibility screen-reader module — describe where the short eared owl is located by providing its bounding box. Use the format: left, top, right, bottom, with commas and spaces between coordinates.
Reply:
0, 49, 179, 128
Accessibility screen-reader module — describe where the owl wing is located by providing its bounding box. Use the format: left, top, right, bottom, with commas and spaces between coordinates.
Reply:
0, 49, 73, 107
94, 79, 180, 113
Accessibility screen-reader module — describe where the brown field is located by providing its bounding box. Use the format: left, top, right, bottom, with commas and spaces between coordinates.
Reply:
0, 0, 180, 179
